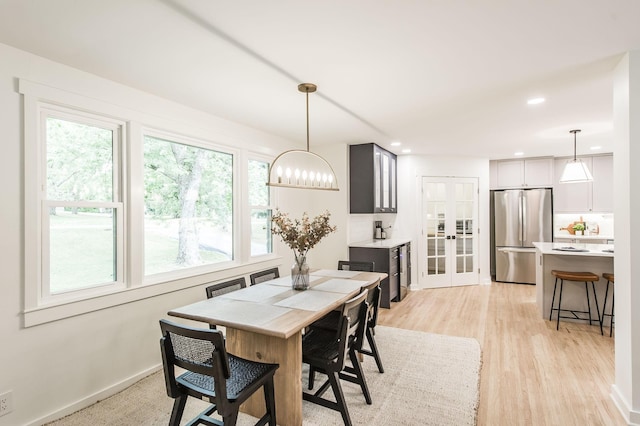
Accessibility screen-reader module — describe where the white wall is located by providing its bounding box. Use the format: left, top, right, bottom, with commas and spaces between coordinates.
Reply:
345, 154, 491, 288
0, 42, 302, 426
611, 50, 640, 425
269, 143, 349, 271
396, 155, 492, 286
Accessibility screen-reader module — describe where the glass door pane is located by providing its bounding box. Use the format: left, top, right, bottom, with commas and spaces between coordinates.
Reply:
424, 182, 449, 282
421, 177, 478, 288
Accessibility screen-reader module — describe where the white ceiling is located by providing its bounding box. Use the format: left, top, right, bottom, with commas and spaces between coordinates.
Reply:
2, 0, 639, 159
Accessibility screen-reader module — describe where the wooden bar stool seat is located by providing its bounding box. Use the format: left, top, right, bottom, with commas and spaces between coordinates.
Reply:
602, 273, 615, 337
549, 270, 602, 334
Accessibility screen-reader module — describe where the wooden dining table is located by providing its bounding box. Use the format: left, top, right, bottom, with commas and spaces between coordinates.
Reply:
167, 269, 386, 426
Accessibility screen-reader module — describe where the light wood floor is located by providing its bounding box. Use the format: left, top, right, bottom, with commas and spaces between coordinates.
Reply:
377, 282, 625, 426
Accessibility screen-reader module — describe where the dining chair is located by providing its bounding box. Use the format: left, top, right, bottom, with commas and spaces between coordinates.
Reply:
159, 319, 279, 426
206, 277, 247, 299
337, 260, 375, 272
358, 280, 385, 373
303, 290, 371, 426
249, 267, 280, 285
205, 277, 247, 330
309, 279, 385, 373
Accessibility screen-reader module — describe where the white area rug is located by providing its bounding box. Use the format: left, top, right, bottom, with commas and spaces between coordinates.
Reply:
47, 326, 481, 425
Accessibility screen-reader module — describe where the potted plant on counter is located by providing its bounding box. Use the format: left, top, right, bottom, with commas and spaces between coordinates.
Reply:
573, 222, 585, 236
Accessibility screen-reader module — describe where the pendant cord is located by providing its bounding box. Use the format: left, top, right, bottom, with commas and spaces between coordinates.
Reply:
570, 129, 580, 161
306, 91, 310, 152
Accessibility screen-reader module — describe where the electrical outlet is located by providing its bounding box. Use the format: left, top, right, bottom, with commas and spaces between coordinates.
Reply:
0, 391, 13, 416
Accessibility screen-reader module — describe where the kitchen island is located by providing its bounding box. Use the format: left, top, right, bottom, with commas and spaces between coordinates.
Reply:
533, 242, 614, 326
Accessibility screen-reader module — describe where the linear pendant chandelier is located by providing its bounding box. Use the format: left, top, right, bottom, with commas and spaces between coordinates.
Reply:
267, 83, 339, 191
559, 129, 593, 184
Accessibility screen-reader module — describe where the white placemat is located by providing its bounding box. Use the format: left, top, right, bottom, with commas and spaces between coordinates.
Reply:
274, 290, 346, 311
313, 269, 362, 278
265, 275, 323, 287
220, 285, 290, 302
312, 278, 368, 294
170, 299, 291, 326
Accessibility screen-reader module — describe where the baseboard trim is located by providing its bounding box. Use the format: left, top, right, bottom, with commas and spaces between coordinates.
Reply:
25, 364, 162, 426
611, 383, 640, 425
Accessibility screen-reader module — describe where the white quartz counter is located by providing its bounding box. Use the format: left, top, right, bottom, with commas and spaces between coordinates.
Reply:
533, 242, 614, 257
349, 238, 412, 249
554, 233, 614, 242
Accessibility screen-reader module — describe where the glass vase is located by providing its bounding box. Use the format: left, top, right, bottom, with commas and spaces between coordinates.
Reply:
291, 254, 310, 290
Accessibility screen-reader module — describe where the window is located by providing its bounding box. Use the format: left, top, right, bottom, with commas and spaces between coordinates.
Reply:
43, 110, 124, 297
143, 134, 234, 276
248, 159, 272, 256
21, 80, 278, 326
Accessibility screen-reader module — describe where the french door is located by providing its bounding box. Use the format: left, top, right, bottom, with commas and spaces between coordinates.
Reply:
420, 177, 479, 288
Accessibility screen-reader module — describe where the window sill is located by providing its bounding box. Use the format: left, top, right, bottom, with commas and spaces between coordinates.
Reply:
23, 256, 283, 327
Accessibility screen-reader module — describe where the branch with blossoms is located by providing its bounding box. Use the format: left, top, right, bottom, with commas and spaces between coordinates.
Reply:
271, 209, 337, 257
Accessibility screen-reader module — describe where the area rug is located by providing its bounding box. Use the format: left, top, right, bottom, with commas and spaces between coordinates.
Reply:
47, 326, 481, 425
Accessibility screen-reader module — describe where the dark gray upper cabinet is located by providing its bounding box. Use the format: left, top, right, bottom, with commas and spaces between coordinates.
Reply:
349, 143, 397, 213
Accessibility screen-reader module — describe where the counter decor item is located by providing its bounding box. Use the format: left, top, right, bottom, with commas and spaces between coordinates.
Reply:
561, 222, 576, 235
271, 209, 337, 290
573, 222, 585, 235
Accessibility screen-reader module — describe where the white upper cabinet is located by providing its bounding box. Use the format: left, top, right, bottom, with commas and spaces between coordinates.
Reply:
553, 154, 613, 213
490, 158, 554, 189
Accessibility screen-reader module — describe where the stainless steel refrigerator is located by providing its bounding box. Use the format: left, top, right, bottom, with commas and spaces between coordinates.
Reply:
493, 188, 553, 284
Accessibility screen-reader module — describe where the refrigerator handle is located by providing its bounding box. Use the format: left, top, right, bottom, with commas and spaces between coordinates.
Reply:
519, 191, 524, 245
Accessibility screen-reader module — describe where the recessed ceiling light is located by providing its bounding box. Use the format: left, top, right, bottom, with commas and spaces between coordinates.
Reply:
514, 152, 524, 156
390, 141, 401, 147
402, 149, 411, 154
590, 146, 602, 150
527, 97, 545, 105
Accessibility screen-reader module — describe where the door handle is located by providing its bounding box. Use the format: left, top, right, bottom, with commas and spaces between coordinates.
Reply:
446, 235, 456, 240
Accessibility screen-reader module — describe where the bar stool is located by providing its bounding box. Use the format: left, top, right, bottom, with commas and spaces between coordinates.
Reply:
549, 270, 602, 334
602, 273, 615, 337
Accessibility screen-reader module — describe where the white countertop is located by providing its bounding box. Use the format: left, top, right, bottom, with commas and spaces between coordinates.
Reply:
349, 238, 412, 249
533, 242, 614, 257
554, 233, 614, 241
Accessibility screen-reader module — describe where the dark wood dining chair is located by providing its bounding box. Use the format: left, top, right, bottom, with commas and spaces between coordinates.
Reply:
159, 319, 279, 426
206, 277, 247, 299
205, 277, 247, 330
358, 280, 384, 373
309, 279, 385, 373
249, 267, 280, 285
337, 260, 375, 272
303, 290, 371, 426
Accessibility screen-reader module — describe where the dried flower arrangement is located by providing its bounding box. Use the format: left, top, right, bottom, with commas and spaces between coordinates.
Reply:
271, 209, 337, 260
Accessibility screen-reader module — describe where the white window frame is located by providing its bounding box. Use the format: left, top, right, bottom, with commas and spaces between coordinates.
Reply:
40, 107, 126, 302
140, 127, 239, 285
21, 80, 281, 327
246, 155, 275, 259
